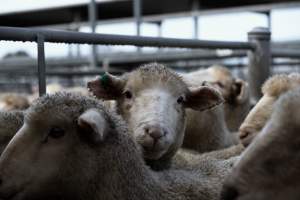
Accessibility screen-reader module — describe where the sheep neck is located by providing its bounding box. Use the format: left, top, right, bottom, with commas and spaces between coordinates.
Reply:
80, 132, 175, 200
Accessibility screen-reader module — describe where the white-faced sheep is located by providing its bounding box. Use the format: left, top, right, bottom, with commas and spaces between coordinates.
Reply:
239, 73, 300, 147
182, 65, 250, 132
0, 93, 30, 111
0, 92, 238, 200
88, 63, 232, 169
221, 87, 300, 200
0, 111, 23, 153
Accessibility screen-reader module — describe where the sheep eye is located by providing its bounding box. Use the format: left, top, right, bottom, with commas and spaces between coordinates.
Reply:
177, 96, 184, 104
49, 127, 65, 139
124, 90, 132, 99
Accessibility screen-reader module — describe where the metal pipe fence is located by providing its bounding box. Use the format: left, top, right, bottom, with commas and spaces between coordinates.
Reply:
0, 26, 256, 96
272, 50, 300, 59
0, 26, 256, 49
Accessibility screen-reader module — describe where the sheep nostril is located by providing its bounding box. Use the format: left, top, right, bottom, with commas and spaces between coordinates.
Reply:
239, 129, 251, 140
149, 129, 164, 140
144, 125, 165, 140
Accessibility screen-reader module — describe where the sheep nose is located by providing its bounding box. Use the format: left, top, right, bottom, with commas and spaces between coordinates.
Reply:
220, 185, 239, 200
239, 126, 256, 147
144, 125, 166, 140
239, 127, 251, 140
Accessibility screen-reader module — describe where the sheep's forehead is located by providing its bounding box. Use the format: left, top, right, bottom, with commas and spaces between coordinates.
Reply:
126, 64, 187, 95
272, 88, 300, 126
262, 73, 300, 97
209, 66, 234, 84
26, 93, 103, 122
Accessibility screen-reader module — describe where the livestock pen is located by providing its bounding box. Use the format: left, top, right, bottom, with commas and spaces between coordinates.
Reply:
1, 26, 300, 101
0, 26, 267, 100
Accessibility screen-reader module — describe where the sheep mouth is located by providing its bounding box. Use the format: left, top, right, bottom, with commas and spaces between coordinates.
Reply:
239, 131, 257, 147
143, 150, 165, 160
142, 144, 168, 160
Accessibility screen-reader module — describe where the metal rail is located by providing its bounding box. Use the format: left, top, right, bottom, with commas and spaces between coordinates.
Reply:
0, 26, 255, 96
0, 26, 255, 49
0, 70, 124, 76
272, 50, 300, 59
0, 51, 248, 69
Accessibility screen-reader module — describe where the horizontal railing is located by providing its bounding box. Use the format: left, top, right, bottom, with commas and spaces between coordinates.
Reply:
272, 49, 300, 59
0, 26, 258, 96
0, 26, 256, 50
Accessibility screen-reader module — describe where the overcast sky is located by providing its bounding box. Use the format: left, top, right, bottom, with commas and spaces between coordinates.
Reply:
0, 1, 300, 58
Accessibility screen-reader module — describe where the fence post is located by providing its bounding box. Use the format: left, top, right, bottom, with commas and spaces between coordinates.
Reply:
89, 0, 98, 68
37, 34, 46, 96
247, 27, 271, 102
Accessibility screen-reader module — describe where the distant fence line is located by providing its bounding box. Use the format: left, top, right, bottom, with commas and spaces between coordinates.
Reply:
0, 26, 299, 101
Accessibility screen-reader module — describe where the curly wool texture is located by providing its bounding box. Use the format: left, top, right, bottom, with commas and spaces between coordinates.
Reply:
0, 111, 24, 152
13, 92, 238, 200
0, 93, 30, 111
271, 87, 300, 128
262, 73, 300, 97
123, 63, 188, 95
27, 92, 128, 135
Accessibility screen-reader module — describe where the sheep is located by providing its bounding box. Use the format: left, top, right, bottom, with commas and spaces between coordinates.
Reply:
183, 102, 236, 153
182, 65, 250, 132
221, 87, 300, 200
47, 83, 90, 96
173, 144, 244, 169
88, 63, 234, 169
0, 93, 30, 111
0, 111, 23, 153
0, 92, 239, 200
239, 73, 300, 147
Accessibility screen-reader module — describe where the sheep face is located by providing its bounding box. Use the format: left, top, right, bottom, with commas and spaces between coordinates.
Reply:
88, 63, 224, 160
239, 73, 300, 147
184, 66, 249, 105
0, 94, 112, 200
238, 94, 276, 147
221, 89, 300, 200
183, 65, 250, 132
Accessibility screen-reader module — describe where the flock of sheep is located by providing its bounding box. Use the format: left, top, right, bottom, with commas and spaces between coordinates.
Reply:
0, 62, 298, 200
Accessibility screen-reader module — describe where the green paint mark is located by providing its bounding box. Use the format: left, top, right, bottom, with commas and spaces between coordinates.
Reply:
100, 73, 109, 88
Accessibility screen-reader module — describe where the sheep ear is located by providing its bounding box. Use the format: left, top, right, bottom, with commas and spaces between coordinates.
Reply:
232, 79, 249, 104
77, 109, 107, 144
184, 86, 224, 111
87, 72, 125, 100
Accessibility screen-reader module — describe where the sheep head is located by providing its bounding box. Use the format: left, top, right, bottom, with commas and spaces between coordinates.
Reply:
0, 93, 119, 200
88, 63, 224, 161
239, 73, 300, 147
221, 88, 300, 200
